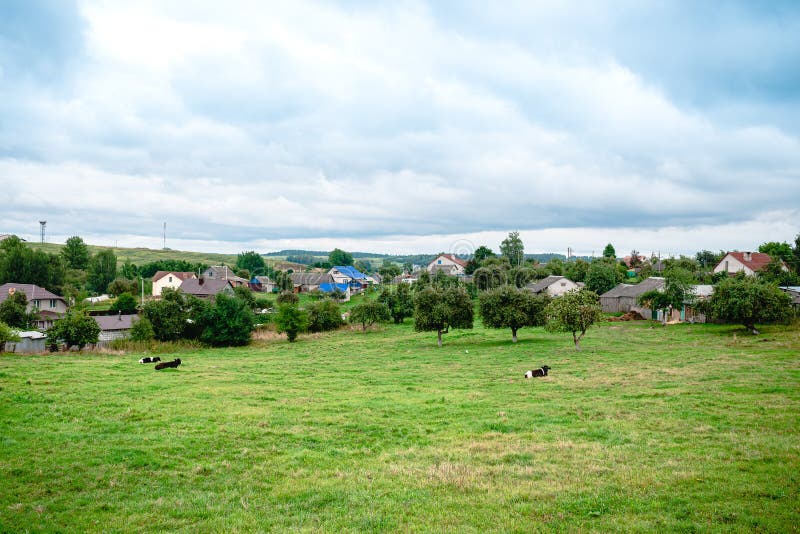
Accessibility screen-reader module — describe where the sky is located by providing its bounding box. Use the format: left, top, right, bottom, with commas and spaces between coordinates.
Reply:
1, 0, 798, 258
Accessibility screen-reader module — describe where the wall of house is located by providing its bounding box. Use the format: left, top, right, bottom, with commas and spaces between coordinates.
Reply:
153, 274, 187, 297
713, 255, 753, 276
545, 279, 578, 297
426, 256, 464, 274
27, 299, 68, 314
99, 330, 130, 343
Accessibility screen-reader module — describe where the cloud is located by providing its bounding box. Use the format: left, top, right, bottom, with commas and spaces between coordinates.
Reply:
0, 0, 798, 255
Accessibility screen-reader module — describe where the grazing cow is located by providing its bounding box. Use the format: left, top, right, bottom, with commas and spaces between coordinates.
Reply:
139, 356, 162, 364
155, 358, 181, 370
524, 365, 551, 378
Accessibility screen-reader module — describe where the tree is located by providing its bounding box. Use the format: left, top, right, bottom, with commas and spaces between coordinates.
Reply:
603, 243, 616, 259
473, 264, 508, 291
129, 316, 155, 342
0, 291, 34, 329
545, 289, 603, 351
637, 267, 695, 322
378, 283, 414, 324
307, 300, 343, 333
403, 262, 413, 274
236, 251, 266, 275
107, 278, 137, 297
328, 248, 354, 267
62, 236, 90, 270
272, 271, 294, 292
120, 259, 139, 280
0, 321, 20, 352
199, 293, 255, 347
378, 260, 402, 281
585, 261, 620, 295
111, 292, 138, 314
142, 289, 187, 341
354, 260, 372, 274
274, 304, 308, 342
47, 310, 100, 349
564, 259, 590, 283
233, 285, 256, 309
759, 241, 793, 263
479, 285, 549, 342
276, 291, 299, 305
414, 286, 474, 347
758, 257, 798, 287
87, 250, 117, 293
349, 300, 391, 332
705, 277, 792, 334
628, 250, 643, 268
500, 231, 524, 268
696, 250, 722, 270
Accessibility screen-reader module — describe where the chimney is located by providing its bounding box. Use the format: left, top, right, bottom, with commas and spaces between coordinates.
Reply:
744, 252, 752, 262
118, 310, 122, 321
199, 278, 205, 286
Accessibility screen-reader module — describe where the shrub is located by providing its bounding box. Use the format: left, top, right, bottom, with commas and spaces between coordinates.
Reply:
199, 293, 255, 347
274, 304, 308, 342
129, 316, 155, 342
276, 291, 299, 306
349, 300, 391, 332
47, 310, 101, 349
307, 300, 343, 333
111, 292, 138, 314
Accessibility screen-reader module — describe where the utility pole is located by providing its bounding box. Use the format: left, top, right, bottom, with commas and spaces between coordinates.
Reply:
39, 220, 46, 243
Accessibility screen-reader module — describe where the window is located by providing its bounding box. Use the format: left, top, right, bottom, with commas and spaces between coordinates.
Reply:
33, 300, 40, 308
50, 299, 56, 308
437, 260, 442, 264
169, 276, 173, 282
560, 282, 566, 287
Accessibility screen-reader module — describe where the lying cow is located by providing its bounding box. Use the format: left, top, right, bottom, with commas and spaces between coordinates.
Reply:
155, 358, 181, 370
139, 356, 161, 364
524, 365, 550, 378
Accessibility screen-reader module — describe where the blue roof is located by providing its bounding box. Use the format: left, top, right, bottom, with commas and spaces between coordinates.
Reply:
333, 266, 367, 279
319, 283, 350, 293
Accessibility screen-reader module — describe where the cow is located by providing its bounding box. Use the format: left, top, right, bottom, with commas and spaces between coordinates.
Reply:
155, 358, 181, 370
139, 356, 162, 364
524, 365, 550, 378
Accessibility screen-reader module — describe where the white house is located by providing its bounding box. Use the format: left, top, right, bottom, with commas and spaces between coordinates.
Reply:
525, 275, 579, 297
152, 271, 197, 297
427, 254, 468, 276
0, 283, 68, 329
713, 251, 782, 276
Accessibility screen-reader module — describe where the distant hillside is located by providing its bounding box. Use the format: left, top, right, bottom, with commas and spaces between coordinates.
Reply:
28, 242, 239, 268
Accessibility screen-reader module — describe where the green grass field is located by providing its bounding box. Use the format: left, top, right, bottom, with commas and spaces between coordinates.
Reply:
1, 321, 798, 532
28, 242, 240, 269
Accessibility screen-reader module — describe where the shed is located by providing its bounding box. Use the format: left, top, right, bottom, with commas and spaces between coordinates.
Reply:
4, 331, 47, 353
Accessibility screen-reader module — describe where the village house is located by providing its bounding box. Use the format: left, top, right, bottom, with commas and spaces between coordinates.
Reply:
319, 282, 352, 302
179, 278, 234, 299
249, 275, 275, 293
0, 283, 69, 329
599, 277, 666, 317
426, 254, 468, 276
525, 275, 579, 297
152, 271, 197, 297
94, 313, 138, 342
713, 251, 783, 276
291, 272, 334, 293
329, 266, 369, 290
202, 266, 249, 287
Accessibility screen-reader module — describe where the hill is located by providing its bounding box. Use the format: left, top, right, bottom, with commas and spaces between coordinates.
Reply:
28, 242, 239, 268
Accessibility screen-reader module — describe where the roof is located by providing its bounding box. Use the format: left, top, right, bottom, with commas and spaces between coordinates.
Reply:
718, 251, 774, 272
692, 285, 714, 298
0, 283, 66, 305
94, 314, 138, 331
203, 266, 249, 283
251, 275, 273, 284
332, 266, 367, 280
600, 277, 666, 299
17, 330, 46, 339
291, 272, 334, 286
526, 275, 569, 293
179, 278, 232, 296
152, 271, 196, 283
319, 283, 350, 293
430, 254, 468, 268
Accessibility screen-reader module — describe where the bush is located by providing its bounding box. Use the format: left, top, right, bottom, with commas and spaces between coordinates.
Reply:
0, 321, 20, 352
107, 278, 138, 297
47, 310, 101, 349
111, 292, 138, 314
129, 316, 155, 342
307, 300, 343, 333
254, 296, 273, 310
274, 304, 308, 342
349, 300, 391, 332
233, 285, 256, 309
199, 293, 255, 347
142, 293, 187, 341
276, 291, 299, 306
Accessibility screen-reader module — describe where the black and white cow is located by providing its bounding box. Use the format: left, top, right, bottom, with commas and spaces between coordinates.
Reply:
139, 356, 162, 364
524, 365, 550, 378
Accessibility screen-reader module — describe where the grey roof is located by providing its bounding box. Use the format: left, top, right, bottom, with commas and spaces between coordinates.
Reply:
600, 277, 665, 299
0, 283, 66, 305
180, 278, 232, 296
252, 275, 273, 284
526, 275, 568, 293
692, 285, 714, 298
291, 272, 333, 286
203, 266, 248, 283
94, 314, 137, 331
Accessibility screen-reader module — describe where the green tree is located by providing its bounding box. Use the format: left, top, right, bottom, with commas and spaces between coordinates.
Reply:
276, 291, 299, 305
307, 300, 343, 333
378, 260, 402, 281
545, 289, 603, 351
705, 276, 792, 334
274, 304, 308, 342
129, 316, 155, 342
87, 250, 117, 293
120, 259, 139, 279
354, 260, 372, 274
758, 258, 798, 287
473, 264, 508, 291
62, 236, 90, 270
0, 321, 20, 352
47, 310, 101, 349
403, 262, 413, 274
637, 267, 696, 321
142, 289, 187, 341
111, 292, 138, 314
414, 286, 474, 347
328, 248, 354, 267
500, 231, 524, 268
695, 250, 722, 270
236, 251, 266, 275
479, 285, 549, 342
0, 291, 33, 329
349, 300, 391, 332
585, 261, 620, 294
378, 283, 414, 324
603, 243, 616, 259
199, 293, 254, 347
233, 285, 256, 309
564, 259, 590, 283
758, 241, 793, 262
107, 278, 137, 297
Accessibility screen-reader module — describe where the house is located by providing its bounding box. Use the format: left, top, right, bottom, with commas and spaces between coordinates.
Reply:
599, 277, 666, 317
94, 313, 138, 342
329, 266, 368, 290
4, 331, 47, 353
525, 275, 579, 297
318, 283, 352, 302
291, 272, 334, 293
249, 275, 275, 293
152, 271, 197, 297
713, 251, 782, 276
427, 254, 468, 276
179, 278, 233, 299
202, 266, 249, 287
780, 286, 800, 309
274, 261, 307, 272
0, 283, 69, 329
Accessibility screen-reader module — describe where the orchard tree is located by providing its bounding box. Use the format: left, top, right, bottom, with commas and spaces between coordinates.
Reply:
111, 292, 138, 314
0, 291, 34, 329
328, 248, 354, 266
500, 231, 524, 268
479, 285, 549, 342
378, 260, 402, 281
705, 276, 792, 334
62, 236, 90, 270
414, 286, 474, 347
87, 249, 117, 293
199, 293, 255, 346
603, 243, 616, 259
107, 278, 137, 296
142, 288, 187, 341
275, 304, 308, 342
585, 261, 620, 295
236, 251, 266, 276
47, 310, 100, 349
378, 283, 414, 324
307, 300, 343, 333
349, 300, 391, 332
129, 317, 155, 342
564, 259, 590, 283
758, 241, 793, 263
545, 289, 603, 351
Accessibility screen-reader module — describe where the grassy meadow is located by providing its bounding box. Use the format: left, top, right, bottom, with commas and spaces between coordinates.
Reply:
28, 242, 240, 269
1, 320, 799, 532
